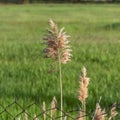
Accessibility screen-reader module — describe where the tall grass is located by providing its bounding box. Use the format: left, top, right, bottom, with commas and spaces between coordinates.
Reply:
0, 4, 120, 119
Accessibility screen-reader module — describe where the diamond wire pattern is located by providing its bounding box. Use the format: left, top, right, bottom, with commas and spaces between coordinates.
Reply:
0, 100, 119, 120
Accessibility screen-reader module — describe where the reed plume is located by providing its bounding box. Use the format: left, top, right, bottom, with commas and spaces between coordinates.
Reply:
43, 19, 72, 64
78, 67, 90, 102
108, 103, 118, 120
50, 96, 57, 120
93, 103, 106, 120
77, 67, 90, 120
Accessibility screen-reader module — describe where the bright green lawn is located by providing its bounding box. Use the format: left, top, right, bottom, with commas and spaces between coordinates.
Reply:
0, 4, 120, 119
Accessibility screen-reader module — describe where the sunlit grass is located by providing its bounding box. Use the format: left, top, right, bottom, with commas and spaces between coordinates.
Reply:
0, 4, 120, 119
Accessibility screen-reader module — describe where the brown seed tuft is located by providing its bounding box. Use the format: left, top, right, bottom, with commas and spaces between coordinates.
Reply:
93, 103, 106, 120
50, 96, 57, 119
43, 19, 72, 64
108, 103, 118, 120
78, 67, 90, 103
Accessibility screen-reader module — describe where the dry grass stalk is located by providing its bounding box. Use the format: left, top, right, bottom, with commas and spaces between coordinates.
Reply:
24, 112, 28, 120
108, 103, 118, 120
50, 96, 57, 120
93, 103, 106, 120
64, 113, 67, 120
76, 110, 83, 120
42, 101, 46, 120
64, 115, 67, 120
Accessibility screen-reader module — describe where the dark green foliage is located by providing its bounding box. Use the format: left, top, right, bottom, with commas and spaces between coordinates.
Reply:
0, 0, 23, 3
0, 0, 120, 3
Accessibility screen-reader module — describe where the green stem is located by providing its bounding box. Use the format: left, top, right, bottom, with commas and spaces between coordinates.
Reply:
58, 50, 63, 120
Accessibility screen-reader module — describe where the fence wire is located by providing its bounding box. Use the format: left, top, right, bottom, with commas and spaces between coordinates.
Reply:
0, 100, 119, 120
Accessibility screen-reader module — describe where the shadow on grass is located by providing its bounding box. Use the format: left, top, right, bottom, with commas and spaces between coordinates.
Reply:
103, 22, 120, 30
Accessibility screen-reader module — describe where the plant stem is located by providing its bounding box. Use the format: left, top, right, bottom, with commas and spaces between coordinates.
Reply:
82, 101, 86, 120
58, 50, 63, 120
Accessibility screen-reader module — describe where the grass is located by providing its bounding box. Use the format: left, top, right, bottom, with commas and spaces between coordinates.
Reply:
0, 3, 120, 119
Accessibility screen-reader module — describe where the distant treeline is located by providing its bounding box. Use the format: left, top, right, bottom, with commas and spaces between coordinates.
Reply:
0, 0, 120, 4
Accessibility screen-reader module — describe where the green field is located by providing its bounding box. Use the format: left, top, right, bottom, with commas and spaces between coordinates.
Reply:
0, 4, 120, 119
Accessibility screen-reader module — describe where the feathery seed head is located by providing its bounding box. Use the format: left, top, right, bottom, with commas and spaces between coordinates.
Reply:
43, 19, 72, 64
81, 66, 87, 78
94, 103, 106, 120
50, 96, 57, 119
51, 96, 57, 110
78, 67, 90, 103
49, 19, 58, 33
108, 103, 118, 120
61, 49, 72, 64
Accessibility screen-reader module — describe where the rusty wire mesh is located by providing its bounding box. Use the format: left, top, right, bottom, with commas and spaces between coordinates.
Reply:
0, 100, 119, 120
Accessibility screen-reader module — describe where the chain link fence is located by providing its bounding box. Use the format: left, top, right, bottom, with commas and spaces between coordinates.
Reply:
0, 100, 86, 120
0, 99, 120, 120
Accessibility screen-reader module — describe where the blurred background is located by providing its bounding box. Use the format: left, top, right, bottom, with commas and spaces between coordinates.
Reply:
0, 0, 120, 4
